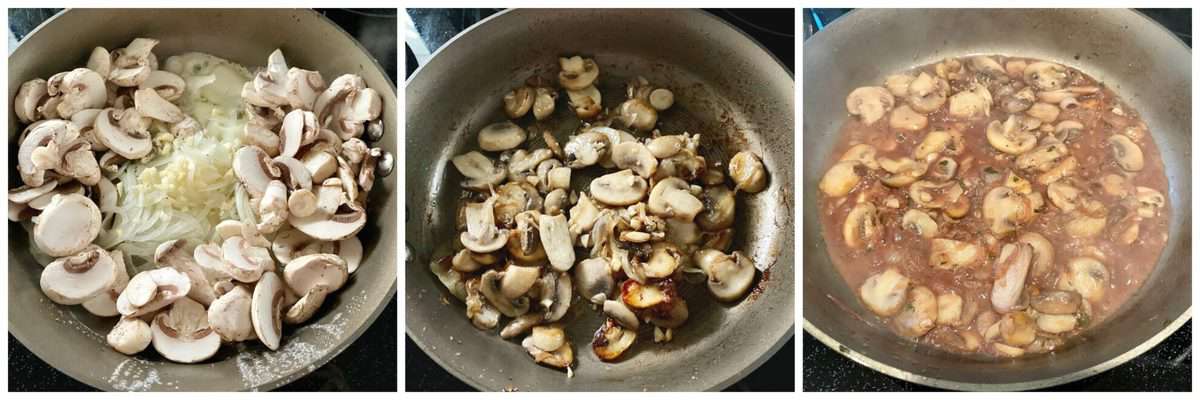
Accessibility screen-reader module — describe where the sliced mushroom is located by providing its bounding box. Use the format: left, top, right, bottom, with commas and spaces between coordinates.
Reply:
819, 161, 861, 197
1135, 186, 1165, 218
536, 213, 575, 272
860, 268, 909, 317
1024, 61, 1068, 90
895, 286, 937, 338
532, 87, 557, 120
906, 72, 949, 113
649, 88, 674, 110
289, 201, 368, 242
33, 194, 102, 257
1036, 314, 1078, 334
986, 116, 1038, 155
132, 87, 184, 123
695, 249, 756, 301
150, 297, 221, 363
592, 318, 636, 362
504, 86, 534, 119
522, 326, 574, 368
250, 271, 285, 350
901, 209, 938, 239
40, 246, 118, 305
647, 177, 704, 221
207, 285, 255, 342
283, 285, 333, 325
929, 238, 983, 270
843, 202, 882, 249
221, 236, 272, 283
107, 317, 152, 355
998, 312, 1036, 347
618, 98, 658, 131
878, 157, 928, 187
697, 185, 735, 231
935, 292, 963, 326
990, 243, 1033, 313
914, 130, 965, 160
1064, 257, 1108, 303
154, 240, 217, 306
1108, 134, 1144, 172
982, 187, 1034, 235
1017, 232, 1055, 279
478, 121, 527, 152
574, 257, 614, 304
845, 86, 894, 125
884, 74, 914, 96
14, 79, 49, 123
480, 270, 531, 317
1026, 102, 1060, 123
563, 131, 611, 168
566, 86, 602, 119
590, 169, 648, 206
116, 267, 191, 317
55, 68, 108, 118
1031, 290, 1081, 315
283, 253, 349, 300
558, 56, 599, 90
611, 141, 658, 178
728, 151, 767, 193
908, 180, 964, 209
947, 83, 992, 119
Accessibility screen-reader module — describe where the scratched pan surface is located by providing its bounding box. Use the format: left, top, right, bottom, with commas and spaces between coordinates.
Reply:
803, 9, 1191, 390
8, 9, 397, 391
406, 9, 794, 391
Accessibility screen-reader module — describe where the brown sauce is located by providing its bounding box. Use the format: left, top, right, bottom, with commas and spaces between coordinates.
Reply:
817, 56, 1170, 358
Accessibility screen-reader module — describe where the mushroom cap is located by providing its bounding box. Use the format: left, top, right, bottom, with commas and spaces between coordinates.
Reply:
116, 267, 191, 317
33, 193, 102, 257
133, 87, 185, 123
139, 70, 187, 102
859, 268, 909, 317
94, 108, 152, 159
208, 285, 256, 342
14, 79, 49, 123
40, 246, 118, 305
696, 249, 756, 301
610, 141, 658, 178
500, 265, 541, 299
990, 243, 1033, 313
283, 285, 332, 325
288, 200, 368, 242
151, 297, 221, 363
537, 213, 575, 272
728, 151, 767, 193
155, 239, 216, 306
107, 317, 152, 355
55, 68, 108, 118
558, 56, 599, 90
251, 271, 285, 350
233, 146, 280, 198
574, 257, 614, 304
589, 169, 648, 206
819, 161, 861, 197
845, 86, 894, 125
283, 253, 349, 295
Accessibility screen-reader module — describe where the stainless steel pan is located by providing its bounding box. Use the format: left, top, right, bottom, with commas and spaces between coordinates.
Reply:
8, 8, 397, 391
803, 8, 1191, 390
406, 9, 794, 391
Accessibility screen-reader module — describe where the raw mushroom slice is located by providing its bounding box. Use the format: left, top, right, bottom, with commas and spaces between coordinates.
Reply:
107, 317, 152, 355
93, 108, 152, 159
109, 38, 158, 87
695, 249, 756, 302
154, 239, 216, 306
151, 297, 221, 363
284, 253, 349, 295
289, 202, 368, 242
221, 236, 273, 283
40, 246, 118, 305
82, 250, 130, 317
14, 79, 49, 123
233, 146, 281, 198
116, 267, 191, 317
55, 68, 108, 118
133, 88, 185, 123
478, 121, 527, 151
339, 236, 364, 274
207, 285, 255, 342
33, 193, 102, 257
251, 271, 285, 350
450, 151, 505, 190
284, 285, 333, 325
990, 243, 1033, 313
139, 70, 186, 102
500, 265, 541, 299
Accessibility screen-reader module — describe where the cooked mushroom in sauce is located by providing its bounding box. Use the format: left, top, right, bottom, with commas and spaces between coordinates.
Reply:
818, 55, 1169, 358
435, 54, 768, 373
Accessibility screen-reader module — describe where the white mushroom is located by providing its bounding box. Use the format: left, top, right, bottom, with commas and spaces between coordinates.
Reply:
207, 285, 255, 342
694, 249, 756, 301
842, 202, 881, 249
558, 56, 599, 90
107, 317, 152, 355
33, 194, 102, 257
284, 285, 333, 325
947, 83, 992, 119
288, 201, 368, 241
40, 246, 119, 305
55, 68, 108, 118
1017, 232, 1055, 279
478, 122, 527, 152
151, 297, 221, 363
284, 253, 349, 295
566, 86, 602, 119
532, 87, 557, 120
819, 161, 861, 197
913, 130, 964, 160
729, 151, 768, 193
649, 88, 674, 110
116, 267, 191, 317
480, 270, 531, 317
990, 243, 1033, 313
221, 236, 273, 283
133, 87, 185, 123
1063, 257, 1108, 303
901, 209, 938, 239
986, 115, 1038, 155
139, 70, 186, 102
906, 72, 949, 113
451, 151, 505, 190
982, 187, 1034, 235
590, 169, 648, 206
611, 141, 658, 178
591, 319, 636, 362
1024, 61, 1068, 90
154, 239, 216, 306
458, 196, 508, 253
523, 326, 574, 368
929, 238, 983, 270
14, 79, 49, 123
859, 268, 909, 317
845, 86, 894, 125
1135, 186, 1165, 218
250, 271, 285, 350
889, 104, 928, 131
697, 185, 736, 231
535, 213, 574, 272
895, 286, 937, 338
108, 38, 158, 87
1108, 134, 1145, 172
574, 257, 614, 304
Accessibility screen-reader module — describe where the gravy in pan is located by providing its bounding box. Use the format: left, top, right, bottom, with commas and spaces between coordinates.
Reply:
817, 56, 1170, 358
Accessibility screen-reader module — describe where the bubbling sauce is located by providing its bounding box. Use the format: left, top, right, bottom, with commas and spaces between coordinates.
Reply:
817, 56, 1169, 358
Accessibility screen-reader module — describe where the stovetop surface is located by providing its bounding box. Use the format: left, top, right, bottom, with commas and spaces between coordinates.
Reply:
7, 8, 397, 392
404, 8, 795, 392
801, 7, 1191, 392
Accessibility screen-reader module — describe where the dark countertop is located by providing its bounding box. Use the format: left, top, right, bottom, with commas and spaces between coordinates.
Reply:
7, 8, 398, 392
403, 8, 794, 392
801, 8, 1192, 392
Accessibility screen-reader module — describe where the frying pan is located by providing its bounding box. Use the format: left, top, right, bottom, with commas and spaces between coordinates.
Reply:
7, 9, 397, 391
405, 9, 794, 391
803, 9, 1191, 390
